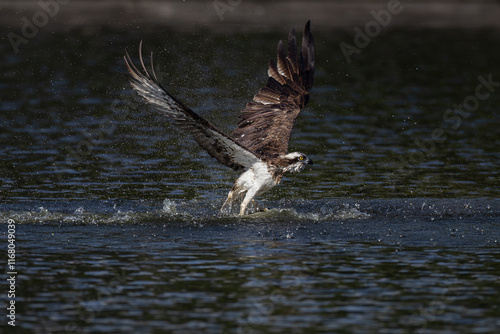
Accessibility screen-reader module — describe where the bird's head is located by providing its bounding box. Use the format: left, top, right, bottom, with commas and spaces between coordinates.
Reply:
282, 152, 313, 173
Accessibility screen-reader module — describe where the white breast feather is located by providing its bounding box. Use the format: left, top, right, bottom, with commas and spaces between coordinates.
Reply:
235, 161, 275, 195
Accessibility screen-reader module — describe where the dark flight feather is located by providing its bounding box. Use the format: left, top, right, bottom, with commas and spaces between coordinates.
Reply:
124, 43, 260, 171
232, 20, 315, 158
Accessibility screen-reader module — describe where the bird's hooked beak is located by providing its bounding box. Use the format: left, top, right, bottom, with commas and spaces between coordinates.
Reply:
306, 158, 313, 171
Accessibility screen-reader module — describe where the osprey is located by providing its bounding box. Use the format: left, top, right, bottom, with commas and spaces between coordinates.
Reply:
124, 21, 315, 215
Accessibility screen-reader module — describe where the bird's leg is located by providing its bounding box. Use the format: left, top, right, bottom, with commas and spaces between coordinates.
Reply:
239, 187, 259, 216
220, 189, 236, 215
220, 183, 244, 216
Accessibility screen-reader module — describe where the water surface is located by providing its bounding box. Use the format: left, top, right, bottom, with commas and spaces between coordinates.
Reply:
1, 21, 499, 334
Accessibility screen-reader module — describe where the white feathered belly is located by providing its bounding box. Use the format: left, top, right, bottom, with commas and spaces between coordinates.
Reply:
235, 161, 276, 196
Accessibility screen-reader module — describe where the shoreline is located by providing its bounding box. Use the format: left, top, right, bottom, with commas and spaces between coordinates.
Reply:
1, 0, 500, 31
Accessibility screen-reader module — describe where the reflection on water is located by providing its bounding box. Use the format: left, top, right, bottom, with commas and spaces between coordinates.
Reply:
1, 22, 500, 334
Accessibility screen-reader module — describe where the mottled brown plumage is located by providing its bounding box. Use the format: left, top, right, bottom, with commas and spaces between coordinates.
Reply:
232, 20, 315, 158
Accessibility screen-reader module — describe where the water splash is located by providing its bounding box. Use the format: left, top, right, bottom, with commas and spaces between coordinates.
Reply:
0, 198, 497, 225
162, 198, 177, 215
332, 203, 371, 220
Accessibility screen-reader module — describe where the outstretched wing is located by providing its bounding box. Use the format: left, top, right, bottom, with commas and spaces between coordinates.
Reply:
124, 43, 260, 171
232, 20, 315, 158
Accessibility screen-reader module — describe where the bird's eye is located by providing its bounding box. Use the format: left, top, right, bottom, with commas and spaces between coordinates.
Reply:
299, 156, 304, 161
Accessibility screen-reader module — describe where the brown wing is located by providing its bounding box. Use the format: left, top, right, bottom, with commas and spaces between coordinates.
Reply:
231, 21, 315, 158
124, 43, 261, 171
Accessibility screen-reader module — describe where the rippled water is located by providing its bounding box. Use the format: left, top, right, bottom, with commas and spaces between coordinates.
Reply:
2, 27, 499, 201
1, 19, 499, 334
11, 215, 500, 333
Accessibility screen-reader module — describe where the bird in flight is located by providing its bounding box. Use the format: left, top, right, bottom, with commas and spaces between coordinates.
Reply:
124, 21, 315, 215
